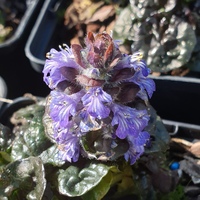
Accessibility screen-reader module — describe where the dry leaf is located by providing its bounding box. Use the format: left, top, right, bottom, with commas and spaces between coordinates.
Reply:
171, 138, 200, 158
170, 137, 192, 150
190, 141, 200, 158
64, 0, 104, 26
85, 5, 116, 24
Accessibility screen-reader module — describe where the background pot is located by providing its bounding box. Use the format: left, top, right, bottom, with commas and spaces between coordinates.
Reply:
149, 75, 200, 126
0, 0, 44, 55
25, 0, 71, 73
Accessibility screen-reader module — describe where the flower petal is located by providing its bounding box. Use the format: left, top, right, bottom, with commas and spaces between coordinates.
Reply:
49, 90, 84, 127
43, 45, 80, 89
124, 131, 150, 165
82, 87, 112, 119
111, 103, 149, 139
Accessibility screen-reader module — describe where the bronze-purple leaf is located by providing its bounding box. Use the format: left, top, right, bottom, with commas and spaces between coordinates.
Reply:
117, 83, 140, 103
87, 51, 103, 68
103, 86, 120, 100
104, 42, 114, 66
71, 44, 85, 68
109, 68, 135, 82
60, 67, 79, 82
57, 81, 81, 94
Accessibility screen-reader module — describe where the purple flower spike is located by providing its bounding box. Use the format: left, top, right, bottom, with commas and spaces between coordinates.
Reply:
131, 71, 156, 99
82, 87, 112, 119
111, 103, 149, 139
43, 45, 80, 89
49, 90, 84, 128
43, 31, 156, 164
124, 131, 150, 165
57, 132, 80, 162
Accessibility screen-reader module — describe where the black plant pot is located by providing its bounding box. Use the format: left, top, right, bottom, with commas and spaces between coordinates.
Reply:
0, 0, 50, 100
0, 0, 44, 55
149, 75, 200, 126
0, 96, 36, 127
25, 0, 71, 73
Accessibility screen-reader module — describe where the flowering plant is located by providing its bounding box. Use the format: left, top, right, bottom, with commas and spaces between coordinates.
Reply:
0, 32, 177, 199
43, 31, 155, 164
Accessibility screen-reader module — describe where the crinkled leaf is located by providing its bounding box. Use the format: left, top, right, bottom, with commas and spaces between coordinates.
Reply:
58, 163, 110, 197
80, 129, 129, 161
42, 105, 57, 144
10, 103, 52, 161
0, 157, 46, 200
145, 17, 197, 72
114, 1, 197, 72
39, 144, 65, 167
82, 171, 113, 200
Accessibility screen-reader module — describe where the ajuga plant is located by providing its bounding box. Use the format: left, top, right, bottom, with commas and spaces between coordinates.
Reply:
0, 32, 180, 200
113, 0, 199, 73
42, 31, 156, 164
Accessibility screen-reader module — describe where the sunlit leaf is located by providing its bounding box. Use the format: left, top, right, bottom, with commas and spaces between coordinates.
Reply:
58, 163, 110, 197
10, 103, 52, 161
82, 171, 113, 200
0, 157, 46, 200
39, 145, 65, 167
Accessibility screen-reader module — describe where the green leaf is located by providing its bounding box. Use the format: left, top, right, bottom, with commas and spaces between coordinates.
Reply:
114, 1, 197, 72
58, 163, 110, 197
10, 103, 52, 161
0, 157, 46, 200
39, 144, 65, 166
82, 164, 133, 200
82, 171, 113, 200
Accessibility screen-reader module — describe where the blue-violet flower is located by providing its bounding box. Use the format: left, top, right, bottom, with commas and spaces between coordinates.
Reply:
43, 31, 155, 164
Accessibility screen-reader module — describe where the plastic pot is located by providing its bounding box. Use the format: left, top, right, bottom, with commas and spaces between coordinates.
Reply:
163, 119, 200, 138
149, 75, 200, 126
25, 0, 71, 73
0, 0, 44, 55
